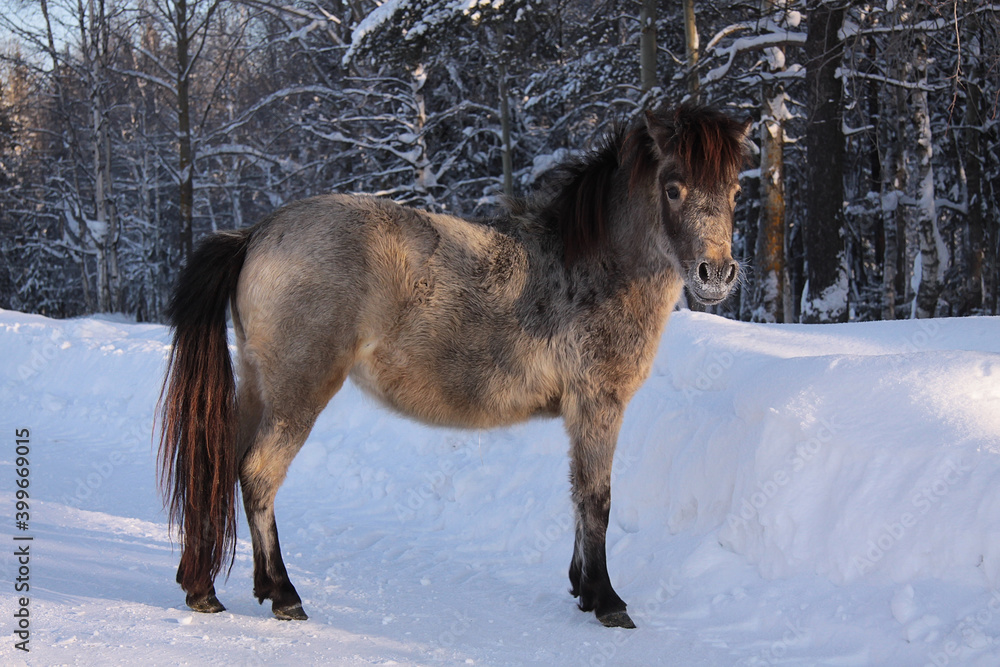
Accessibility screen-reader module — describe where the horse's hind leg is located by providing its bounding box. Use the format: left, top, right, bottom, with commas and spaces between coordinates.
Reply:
237, 352, 349, 621
178, 535, 226, 613
240, 412, 319, 620
565, 396, 636, 629
240, 422, 313, 620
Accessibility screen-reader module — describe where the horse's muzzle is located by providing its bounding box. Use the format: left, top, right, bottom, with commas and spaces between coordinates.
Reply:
688, 257, 739, 305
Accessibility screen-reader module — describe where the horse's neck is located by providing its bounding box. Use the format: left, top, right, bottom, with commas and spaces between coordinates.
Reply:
606, 167, 672, 268
560, 239, 681, 336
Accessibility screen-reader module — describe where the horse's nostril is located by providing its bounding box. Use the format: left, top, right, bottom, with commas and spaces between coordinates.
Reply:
698, 262, 710, 283
724, 262, 737, 285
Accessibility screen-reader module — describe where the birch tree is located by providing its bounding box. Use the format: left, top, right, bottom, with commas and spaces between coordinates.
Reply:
908, 23, 945, 319
83, 0, 122, 312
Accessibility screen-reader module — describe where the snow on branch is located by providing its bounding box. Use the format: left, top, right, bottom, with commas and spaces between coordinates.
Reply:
344, 0, 520, 66
704, 31, 808, 85
206, 85, 342, 138
840, 69, 946, 92
197, 143, 287, 164
113, 68, 176, 93
705, 22, 756, 52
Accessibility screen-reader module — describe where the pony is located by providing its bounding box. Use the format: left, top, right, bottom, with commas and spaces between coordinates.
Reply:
158, 104, 750, 629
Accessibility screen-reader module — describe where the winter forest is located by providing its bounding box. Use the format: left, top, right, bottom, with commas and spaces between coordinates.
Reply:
0, 0, 997, 324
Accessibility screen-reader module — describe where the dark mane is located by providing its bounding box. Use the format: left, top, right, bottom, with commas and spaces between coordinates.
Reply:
526, 104, 748, 265
528, 123, 655, 265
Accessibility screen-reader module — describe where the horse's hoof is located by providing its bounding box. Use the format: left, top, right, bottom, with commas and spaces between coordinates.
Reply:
186, 592, 226, 614
273, 603, 308, 621
597, 609, 636, 629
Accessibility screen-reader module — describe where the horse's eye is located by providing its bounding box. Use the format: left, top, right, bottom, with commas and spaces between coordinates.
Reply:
666, 186, 681, 201
733, 189, 742, 202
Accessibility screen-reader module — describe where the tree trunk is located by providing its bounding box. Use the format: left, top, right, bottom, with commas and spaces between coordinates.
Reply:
176, 0, 194, 263
881, 107, 907, 321
911, 31, 944, 319
801, 0, 848, 323
683, 0, 700, 101
739, 175, 760, 321
753, 0, 787, 323
89, 2, 109, 313
962, 8, 985, 313
639, 0, 657, 92
499, 61, 513, 196
88, 0, 120, 312
880, 46, 911, 322
754, 100, 785, 323
42, 0, 96, 312
411, 64, 431, 205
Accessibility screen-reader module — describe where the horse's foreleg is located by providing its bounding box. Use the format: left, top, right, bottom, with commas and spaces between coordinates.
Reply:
240, 417, 316, 621
566, 396, 636, 629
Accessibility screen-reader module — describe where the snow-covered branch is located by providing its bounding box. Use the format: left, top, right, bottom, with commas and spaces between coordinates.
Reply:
704, 31, 808, 85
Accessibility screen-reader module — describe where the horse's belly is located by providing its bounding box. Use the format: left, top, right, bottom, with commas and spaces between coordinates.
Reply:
349, 343, 559, 429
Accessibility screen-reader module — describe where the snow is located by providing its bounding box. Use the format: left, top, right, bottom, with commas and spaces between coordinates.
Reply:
912, 254, 923, 319
528, 149, 570, 183
345, 0, 410, 65
763, 46, 785, 72
704, 31, 807, 85
768, 91, 792, 124
800, 266, 849, 322
750, 273, 780, 323
3, 307, 1000, 665
344, 0, 510, 65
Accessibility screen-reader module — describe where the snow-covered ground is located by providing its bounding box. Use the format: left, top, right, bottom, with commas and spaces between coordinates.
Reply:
2, 307, 1000, 666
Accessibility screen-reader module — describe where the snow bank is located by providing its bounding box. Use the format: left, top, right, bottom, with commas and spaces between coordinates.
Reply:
615, 313, 1000, 589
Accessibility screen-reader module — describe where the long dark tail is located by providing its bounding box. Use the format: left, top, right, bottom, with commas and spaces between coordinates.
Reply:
158, 229, 251, 595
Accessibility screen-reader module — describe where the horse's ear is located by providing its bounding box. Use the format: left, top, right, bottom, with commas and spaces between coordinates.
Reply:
644, 110, 673, 158
739, 117, 753, 142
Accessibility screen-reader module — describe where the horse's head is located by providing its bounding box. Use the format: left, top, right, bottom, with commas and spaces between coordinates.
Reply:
643, 106, 750, 305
